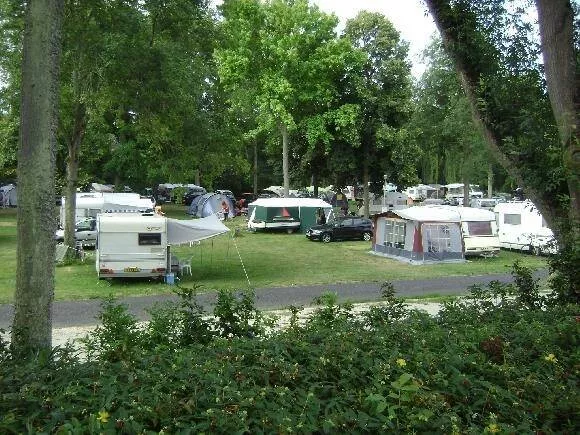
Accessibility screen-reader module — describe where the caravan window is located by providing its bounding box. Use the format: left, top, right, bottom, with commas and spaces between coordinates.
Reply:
384, 220, 405, 248
467, 221, 492, 236
504, 214, 521, 225
139, 233, 161, 245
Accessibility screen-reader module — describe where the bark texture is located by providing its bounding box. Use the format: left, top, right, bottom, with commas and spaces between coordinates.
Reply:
280, 122, 289, 197
536, 0, 579, 228
12, 0, 64, 352
64, 102, 86, 251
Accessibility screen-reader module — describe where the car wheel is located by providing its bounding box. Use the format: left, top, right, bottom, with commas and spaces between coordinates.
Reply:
322, 233, 332, 243
363, 232, 372, 241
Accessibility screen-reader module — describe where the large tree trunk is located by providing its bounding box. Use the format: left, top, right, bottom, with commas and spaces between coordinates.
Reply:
536, 0, 580, 229
280, 122, 289, 197
12, 0, 64, 353
64, 102, 86, 253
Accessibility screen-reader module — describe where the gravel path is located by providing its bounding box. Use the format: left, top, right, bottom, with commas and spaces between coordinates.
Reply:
0, 270, 548, 330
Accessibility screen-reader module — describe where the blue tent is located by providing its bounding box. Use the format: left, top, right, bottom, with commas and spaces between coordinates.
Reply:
187, 192, 235, 219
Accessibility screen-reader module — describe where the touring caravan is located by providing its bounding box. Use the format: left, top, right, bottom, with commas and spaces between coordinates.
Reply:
421, 205, 500, 257
96, 213, 229, 279
493, 201, 557, 255
444, 184, 484, 203
59, 192, 155, 228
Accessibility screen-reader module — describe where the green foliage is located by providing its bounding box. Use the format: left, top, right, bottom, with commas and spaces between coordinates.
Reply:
1, 272, 578, 433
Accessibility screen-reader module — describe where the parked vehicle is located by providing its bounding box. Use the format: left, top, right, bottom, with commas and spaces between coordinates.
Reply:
59, 192, 155, 230
493, 200, 557, 255
96, 213, 229, 279
55, 217, 97, 247
306, 216, 373, 243
182, 185, 207, 205
444, 183, 484, 203
469, 197, 498, 211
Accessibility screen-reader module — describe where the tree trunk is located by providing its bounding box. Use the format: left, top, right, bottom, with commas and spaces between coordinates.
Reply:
64, 102, 86, 253
363, 160, 370, 218
462, 172, 469, 206
253, 138, 258, 195
536, 0, 580, 228
487, 164, 493, 198
280, 122, 289, 197
312, 171, 319, 198
12, 0, 64, 354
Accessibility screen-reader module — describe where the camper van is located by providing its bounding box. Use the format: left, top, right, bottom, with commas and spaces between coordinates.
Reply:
96, 213, 229, 279
493, 201, 557, 255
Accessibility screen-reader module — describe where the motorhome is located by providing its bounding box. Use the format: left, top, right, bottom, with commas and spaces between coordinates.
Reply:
96, 213, 229, 279
423, 205, 500, 257
493, 201, 557, 255
59, 192, 155, 228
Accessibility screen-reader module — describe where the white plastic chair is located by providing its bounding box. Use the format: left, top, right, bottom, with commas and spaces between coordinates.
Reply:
178, 256, 192, 276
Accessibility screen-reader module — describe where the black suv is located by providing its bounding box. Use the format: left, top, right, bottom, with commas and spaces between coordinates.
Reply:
306, 216, 373, 243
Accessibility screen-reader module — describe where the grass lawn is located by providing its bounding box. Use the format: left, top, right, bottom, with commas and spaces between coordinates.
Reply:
0, 205, 548, 303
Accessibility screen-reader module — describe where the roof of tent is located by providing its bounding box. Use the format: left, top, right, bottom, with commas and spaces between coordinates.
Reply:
386, 206, 461, 223
422, 205, 495, 222
248, 197, 332, 208
189, 192, 235, 218
167, 214, 229, 245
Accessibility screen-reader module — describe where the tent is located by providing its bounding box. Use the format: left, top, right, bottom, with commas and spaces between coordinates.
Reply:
0, 184, 17, 207
371, 207, 465, 264
187, 192, 235, 219
247, 197, 333, 233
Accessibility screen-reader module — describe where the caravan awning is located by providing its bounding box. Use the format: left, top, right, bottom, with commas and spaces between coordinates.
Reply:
167, 214, 230, 245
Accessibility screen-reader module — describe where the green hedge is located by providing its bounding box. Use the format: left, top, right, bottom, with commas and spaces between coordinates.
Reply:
1, 270, 578, 433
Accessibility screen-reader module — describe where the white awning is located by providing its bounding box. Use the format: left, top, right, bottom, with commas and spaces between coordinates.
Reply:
167, 214, 230, 245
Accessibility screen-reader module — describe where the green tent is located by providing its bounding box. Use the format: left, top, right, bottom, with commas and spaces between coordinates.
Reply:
247, 198, 333, 233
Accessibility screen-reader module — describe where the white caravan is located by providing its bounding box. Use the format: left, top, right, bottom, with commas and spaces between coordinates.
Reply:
493, 201, 557, 255
96, 213, 229, 279
423, 205, 500, 257
444, 183, 484, 203
59, 192, 155, 228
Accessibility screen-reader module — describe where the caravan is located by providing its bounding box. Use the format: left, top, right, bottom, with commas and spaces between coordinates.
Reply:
422, 205, 500, 257
493, 201, 557, 255
96, 213, 229, 279
59, 192, 155, 228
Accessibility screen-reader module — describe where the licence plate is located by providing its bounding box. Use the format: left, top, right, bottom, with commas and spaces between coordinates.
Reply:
124, 267, 141, 273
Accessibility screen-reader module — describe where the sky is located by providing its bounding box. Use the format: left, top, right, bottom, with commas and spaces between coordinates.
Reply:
309, 0, 438, 77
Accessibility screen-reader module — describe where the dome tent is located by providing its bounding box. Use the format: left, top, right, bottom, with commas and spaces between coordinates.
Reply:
187, 192, 235, 219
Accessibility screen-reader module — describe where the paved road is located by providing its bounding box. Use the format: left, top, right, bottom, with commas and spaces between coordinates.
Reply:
0, 270, 548, 329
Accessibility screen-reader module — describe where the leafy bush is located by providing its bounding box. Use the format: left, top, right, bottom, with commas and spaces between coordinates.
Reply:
0, 273, 578, 433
